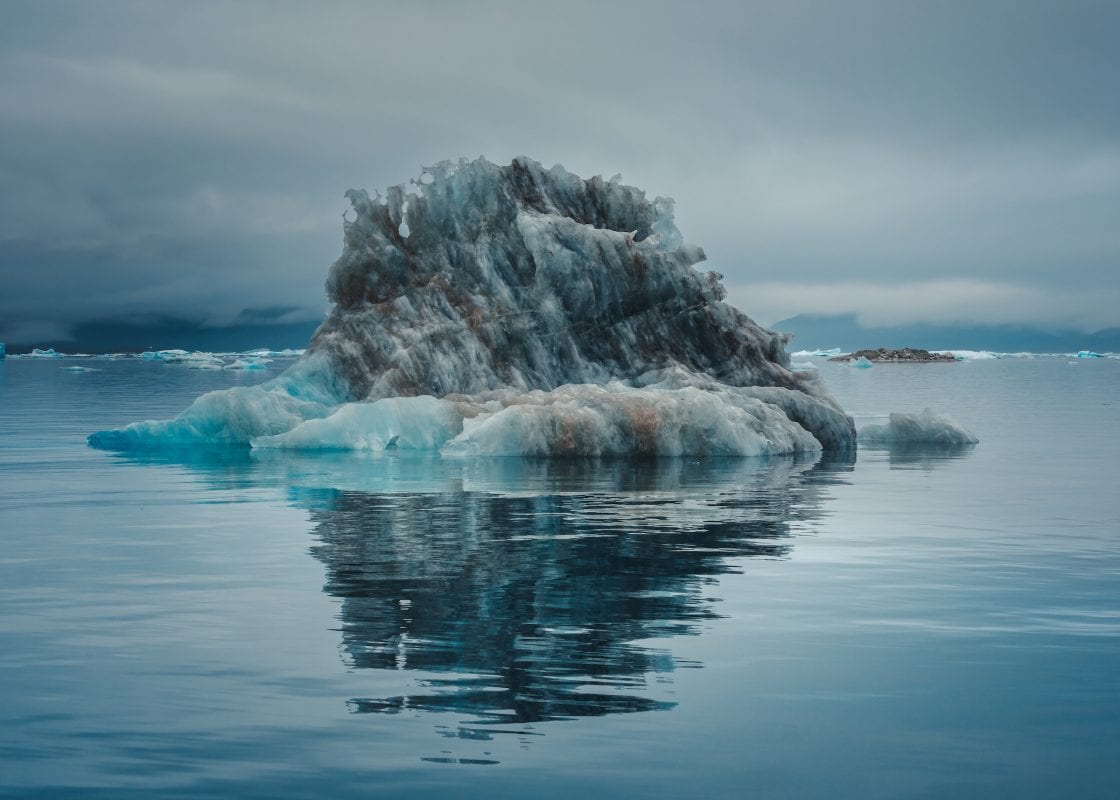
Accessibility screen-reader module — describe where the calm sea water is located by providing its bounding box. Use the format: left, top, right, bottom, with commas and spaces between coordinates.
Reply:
0, 355, 1117, 798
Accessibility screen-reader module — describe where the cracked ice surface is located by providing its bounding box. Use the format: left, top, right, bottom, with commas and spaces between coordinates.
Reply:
90, 156, 854, 455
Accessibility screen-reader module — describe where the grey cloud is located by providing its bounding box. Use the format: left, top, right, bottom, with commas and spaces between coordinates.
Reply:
1, 0, 1118, 345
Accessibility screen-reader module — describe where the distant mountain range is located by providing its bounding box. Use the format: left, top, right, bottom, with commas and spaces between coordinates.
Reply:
773, 314, 1120, 354
6, 311, 1118, 357
4, 316, 322, 355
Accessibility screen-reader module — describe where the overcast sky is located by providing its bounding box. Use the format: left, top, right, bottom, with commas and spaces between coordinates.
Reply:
2, 0, 1118, 344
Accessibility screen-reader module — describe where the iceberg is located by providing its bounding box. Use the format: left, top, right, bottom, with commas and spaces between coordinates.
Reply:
857, 409, 978, 446
90, 156, 855, 455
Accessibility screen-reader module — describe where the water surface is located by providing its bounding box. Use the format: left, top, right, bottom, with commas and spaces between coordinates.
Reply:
1, 355, 1117, 798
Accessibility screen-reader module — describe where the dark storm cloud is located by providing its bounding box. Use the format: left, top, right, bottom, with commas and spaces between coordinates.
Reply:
1, 0, 1118, 343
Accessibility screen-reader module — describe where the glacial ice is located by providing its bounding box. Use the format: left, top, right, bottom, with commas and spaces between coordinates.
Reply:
857, 409, 978, 446
90, 156, 856, 456
253, 395, 462, 451
256, 382, 823, 457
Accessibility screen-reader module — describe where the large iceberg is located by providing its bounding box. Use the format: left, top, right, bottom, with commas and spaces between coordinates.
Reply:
90, 157, 855, 456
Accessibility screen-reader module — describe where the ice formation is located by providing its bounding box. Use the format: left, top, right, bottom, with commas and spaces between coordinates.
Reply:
90, 156, 855, 456
857, 409, 978, 446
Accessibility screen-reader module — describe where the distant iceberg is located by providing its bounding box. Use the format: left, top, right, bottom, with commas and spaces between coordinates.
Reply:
858, 409, 978, 446
90, 157, 855, 456
935, 349, 1000, 361
791, 348, 843, 358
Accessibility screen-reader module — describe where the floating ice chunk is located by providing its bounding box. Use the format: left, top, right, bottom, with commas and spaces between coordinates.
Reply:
790, 360, 816, 371
848, 356, 873, 368
140, 349, 184, 360
1075, 350, 1103, 358
858, 408, 978, 446
29, 348, 63, 358
139, 349, 226, 368
89, 354, 344, 449
224, 357, 271, 370
62, 365, 99, 372
244, 348, 304, 358
89, 385, 330, 448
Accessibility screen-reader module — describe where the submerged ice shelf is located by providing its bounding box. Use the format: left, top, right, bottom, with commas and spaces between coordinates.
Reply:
90, 156, 855, 456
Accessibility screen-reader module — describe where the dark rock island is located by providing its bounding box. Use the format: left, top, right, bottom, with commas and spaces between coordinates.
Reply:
829, 348, 956, 363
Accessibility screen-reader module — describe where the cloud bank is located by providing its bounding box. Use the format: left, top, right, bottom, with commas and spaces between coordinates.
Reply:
2, 1, 1118, 344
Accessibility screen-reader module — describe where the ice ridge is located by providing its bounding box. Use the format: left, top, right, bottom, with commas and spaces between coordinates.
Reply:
90, 156, 855, 455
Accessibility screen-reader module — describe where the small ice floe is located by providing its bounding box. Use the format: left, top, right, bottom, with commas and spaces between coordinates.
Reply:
1075, 350, 1103, 359
858, 408, 978, 446
223, 357, 272, 370
140, 349, 225, 369
848, 356, 873, 369
62, 365, 99, 372
29, 348, 63, 358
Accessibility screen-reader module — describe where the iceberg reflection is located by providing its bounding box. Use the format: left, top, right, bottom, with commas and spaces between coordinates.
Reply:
301, 455, 852, 725
101, 450, 855, 727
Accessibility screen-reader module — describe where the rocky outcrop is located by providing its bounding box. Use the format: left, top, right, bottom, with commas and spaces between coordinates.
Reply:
829, 347, 955, 363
